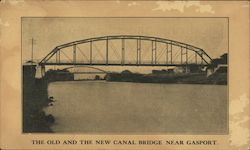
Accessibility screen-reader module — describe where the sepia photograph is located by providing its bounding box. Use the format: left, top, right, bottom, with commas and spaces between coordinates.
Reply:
1, 1, 249, 149
22, 17, 228, 134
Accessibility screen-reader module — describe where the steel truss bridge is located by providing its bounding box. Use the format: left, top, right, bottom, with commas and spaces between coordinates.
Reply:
39, 35, 212, 68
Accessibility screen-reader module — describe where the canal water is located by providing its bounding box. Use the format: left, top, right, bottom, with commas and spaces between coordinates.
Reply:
45, 81, 227, 133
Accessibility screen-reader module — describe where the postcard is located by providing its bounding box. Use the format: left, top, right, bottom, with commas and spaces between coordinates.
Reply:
0, 1, 249, 150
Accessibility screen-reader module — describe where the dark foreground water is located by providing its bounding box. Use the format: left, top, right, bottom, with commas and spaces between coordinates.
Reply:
46, 81, 227, 133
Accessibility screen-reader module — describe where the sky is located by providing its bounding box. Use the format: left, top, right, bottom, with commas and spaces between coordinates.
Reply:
22, 17, 228, 62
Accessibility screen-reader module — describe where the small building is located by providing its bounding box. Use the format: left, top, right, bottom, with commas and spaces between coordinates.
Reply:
206, 64, 228, 77
215, 64, 228, 73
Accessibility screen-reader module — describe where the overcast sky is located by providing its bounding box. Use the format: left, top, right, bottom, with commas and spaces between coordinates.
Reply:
22, 17, 228, 62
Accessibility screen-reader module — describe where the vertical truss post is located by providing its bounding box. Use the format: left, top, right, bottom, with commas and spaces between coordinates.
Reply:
73, 45, 76, 64
136, 39, 138, 64
106, 38, 109, 65
155, 40, 157, 64
121, 38, 125, 65
166, 43, 168, 64
201, 53, 203, 65
151, 41, 154, 64
90, 41, 92, 64
186, 47, 188, 65
31, 38, 34, 65
139, 38, 141, 64
137, 38, 141, 65
58, 50, 60, 63
56, 51, 58, 63
55, 52, 57, 70
181, 47, 183, 64
185, 47, 188, 73
195, 52, 197, 64
170, 42, 173, 64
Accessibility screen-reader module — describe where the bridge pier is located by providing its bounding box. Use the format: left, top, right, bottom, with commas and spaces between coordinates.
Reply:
35, 65, 45, 79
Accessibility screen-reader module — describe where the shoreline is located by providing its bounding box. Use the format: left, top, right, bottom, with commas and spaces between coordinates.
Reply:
105, 72, 227, 85
49, 79, 227, 86
46, 71, 227, 85
23, 65, 54, 133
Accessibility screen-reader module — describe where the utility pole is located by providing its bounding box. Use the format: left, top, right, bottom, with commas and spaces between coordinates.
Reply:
31, 38, 36, 65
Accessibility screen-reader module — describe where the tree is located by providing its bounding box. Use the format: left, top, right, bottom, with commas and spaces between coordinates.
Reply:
211, 53, 228, 67
95, 75, 100, 80
220, 53, 228, 64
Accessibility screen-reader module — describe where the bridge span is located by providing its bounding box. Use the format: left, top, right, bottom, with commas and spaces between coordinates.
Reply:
39, 35, 211, 66
37, 35, 213, 77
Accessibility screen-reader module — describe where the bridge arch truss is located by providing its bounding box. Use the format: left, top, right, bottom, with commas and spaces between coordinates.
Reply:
39, 35, 212, 66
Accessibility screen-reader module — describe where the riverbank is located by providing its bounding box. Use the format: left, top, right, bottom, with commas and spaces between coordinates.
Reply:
105, 71, 227, 85
23, 65, 54, 132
